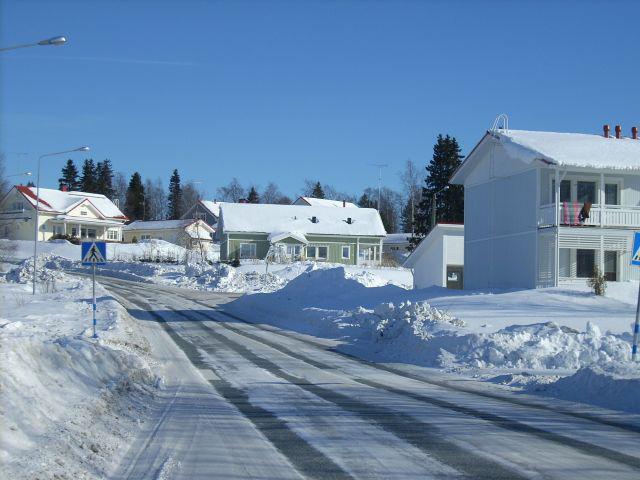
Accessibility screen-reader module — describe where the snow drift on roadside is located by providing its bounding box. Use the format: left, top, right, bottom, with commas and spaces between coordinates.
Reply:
1, 265, 158, 478
227, 266, 633, 371
531, 362, 640, 413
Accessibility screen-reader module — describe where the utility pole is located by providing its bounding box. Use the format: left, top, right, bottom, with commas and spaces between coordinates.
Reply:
369, 163, 388, 210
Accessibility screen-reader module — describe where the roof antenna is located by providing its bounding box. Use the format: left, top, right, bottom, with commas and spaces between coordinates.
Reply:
491, 113, 509, 133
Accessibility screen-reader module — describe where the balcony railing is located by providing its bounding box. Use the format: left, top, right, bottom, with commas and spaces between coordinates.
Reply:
539, 203, 640, 228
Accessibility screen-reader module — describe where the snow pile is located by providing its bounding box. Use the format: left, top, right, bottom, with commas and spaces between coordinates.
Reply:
360, 301, 465, 342
427, 321, 630, 370
184, 262, 287, 293
0, 274, 158, 478
531, 362, 640, 413
4, 254, 72, 284
228, 267, 632, 371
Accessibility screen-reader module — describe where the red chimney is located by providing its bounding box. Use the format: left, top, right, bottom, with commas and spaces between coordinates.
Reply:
615, 125, 622, 139
603, 124, 610, 138
632, 127, 638, 140
61, 185, 68, 192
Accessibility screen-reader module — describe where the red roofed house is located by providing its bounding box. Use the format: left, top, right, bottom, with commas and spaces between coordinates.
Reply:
0, 186, 127, 242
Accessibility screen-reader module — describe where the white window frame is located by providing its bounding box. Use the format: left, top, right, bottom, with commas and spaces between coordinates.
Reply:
239, 242, 257, 259
341, 245, 350, 259
140, 234, 151, 240
107, 229, 119, 240
80, 210, 88, 216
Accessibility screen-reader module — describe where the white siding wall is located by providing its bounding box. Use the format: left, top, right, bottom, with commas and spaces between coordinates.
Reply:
464, 167, 539, 289
411, 238, 444, 289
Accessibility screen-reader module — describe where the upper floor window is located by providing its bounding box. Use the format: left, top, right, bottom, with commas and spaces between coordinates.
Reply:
10, 201, 24, 211
80, 210, 88, 216
605, 183, 619, 205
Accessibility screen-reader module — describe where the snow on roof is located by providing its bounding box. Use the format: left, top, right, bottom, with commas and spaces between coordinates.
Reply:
123, 219, 211, 232
293, 196, 358, 208
15, 186, 126, 219
220, 203, 386, 237
199, 200, 222, 217
495, 129, 640, 170
267, 231, 309, 244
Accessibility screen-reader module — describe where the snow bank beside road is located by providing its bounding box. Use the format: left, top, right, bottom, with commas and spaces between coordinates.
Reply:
226, 266, 637, 411
0, 264, 158, 478
531, 363, 640, 414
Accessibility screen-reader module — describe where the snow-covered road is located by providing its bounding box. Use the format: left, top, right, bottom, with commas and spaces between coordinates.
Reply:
98, 276, 640, 480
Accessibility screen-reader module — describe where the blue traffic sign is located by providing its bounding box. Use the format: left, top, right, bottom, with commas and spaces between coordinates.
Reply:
81, 241, 107, 266
632, 233, 640, 266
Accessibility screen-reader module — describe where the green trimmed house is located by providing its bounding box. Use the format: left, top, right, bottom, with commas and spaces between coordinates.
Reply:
218, 203, 386, 265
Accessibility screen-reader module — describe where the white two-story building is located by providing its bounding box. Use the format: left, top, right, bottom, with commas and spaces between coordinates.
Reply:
450, 125, 640, 289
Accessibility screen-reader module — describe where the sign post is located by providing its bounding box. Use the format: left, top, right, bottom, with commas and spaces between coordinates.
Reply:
630, 233, 640, 361
81, 241, 107, 339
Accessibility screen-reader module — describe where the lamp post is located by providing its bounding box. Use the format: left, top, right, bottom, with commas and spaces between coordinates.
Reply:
0, 36, 67, 52
431, 185, 449, 229
32, 146, 90, 295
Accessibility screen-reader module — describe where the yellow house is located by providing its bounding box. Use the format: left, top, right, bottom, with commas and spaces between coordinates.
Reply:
0, 186, 127, 242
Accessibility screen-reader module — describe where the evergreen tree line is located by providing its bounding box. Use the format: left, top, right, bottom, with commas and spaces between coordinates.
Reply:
53, 133, 464, 232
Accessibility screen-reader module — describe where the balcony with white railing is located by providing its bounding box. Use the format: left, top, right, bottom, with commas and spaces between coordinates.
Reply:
538, 203, 640, 228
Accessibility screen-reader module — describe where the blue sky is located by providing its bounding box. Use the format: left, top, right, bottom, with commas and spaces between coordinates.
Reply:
1, 0, 639, 199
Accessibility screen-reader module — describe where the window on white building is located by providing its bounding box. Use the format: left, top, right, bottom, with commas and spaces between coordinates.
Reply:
80, 210, 88, 216
107, 229, 118, 240
141, 234, 151, 240
240, 243, 257, 258
605, 184, 619, 205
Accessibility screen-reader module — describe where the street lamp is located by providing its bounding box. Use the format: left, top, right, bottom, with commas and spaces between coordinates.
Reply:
32, 146, 90, 295
431, 185, 449, 229
0, 36, 67, 52
7, 171, 32, 178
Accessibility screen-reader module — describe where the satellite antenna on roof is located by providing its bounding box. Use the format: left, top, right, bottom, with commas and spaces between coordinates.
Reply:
368, 163, 388, 211
491, 113, 509, 133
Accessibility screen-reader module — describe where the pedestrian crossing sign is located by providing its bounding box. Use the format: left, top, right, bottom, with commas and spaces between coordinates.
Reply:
82, 241, 107, 266
632, 233, 640, 266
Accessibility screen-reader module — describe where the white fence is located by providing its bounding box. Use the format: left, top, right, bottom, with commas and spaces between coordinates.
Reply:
538, 203, 640, 228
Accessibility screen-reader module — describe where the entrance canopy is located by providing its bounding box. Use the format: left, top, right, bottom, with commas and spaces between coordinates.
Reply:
267, 231, 308, 244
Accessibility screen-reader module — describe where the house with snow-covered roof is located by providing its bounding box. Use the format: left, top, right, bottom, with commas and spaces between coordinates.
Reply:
293, 196, 358, 208
122, 219, 214, 249
450, 124, 640, 289
217, 203, 386, 265
0, 185, 127, 242
181, 200, 224, 230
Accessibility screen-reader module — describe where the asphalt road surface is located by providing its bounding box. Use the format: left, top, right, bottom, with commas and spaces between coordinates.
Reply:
97, 276, 640, 480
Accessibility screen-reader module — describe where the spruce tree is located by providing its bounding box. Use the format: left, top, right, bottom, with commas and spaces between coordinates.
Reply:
95, 159, 115, 199
247, 186, 260, 203
357, 192, 376, 208
311, 181, 325, 199
410, 134, 464, 249
80, 159, 98, 193
124, 172, 148, 221
167, 169, 183, 219
58, 159, 80, 191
